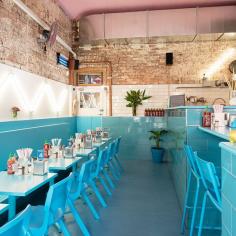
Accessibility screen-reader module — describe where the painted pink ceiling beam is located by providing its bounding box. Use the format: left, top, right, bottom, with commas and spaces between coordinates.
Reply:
57, 0, 236, 19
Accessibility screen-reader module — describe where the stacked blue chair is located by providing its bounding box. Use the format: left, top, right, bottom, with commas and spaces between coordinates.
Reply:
181, 145, 202, 236
194, 153, 221, 236
28, 175, 72, 236
0, 205, 32, 236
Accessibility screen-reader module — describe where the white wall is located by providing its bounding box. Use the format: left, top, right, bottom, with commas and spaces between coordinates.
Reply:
0, 63, 72, 121
112, 84, 230, 116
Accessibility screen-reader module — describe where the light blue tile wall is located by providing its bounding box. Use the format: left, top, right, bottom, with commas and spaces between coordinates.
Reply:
77, 116, 167, 160
0, 117, 76, 171
220, 144, 236, 236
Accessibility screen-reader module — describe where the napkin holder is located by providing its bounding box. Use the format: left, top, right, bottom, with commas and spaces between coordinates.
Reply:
64, 146, 74, 158
33, 160, 48, 176
84, 137, 93, 149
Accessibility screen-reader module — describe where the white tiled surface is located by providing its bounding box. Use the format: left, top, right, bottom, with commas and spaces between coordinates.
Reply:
112, 84, 229, 116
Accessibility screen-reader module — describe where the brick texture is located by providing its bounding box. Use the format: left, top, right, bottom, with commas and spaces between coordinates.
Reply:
0, 0, 73, 84
77, 40, 236, 85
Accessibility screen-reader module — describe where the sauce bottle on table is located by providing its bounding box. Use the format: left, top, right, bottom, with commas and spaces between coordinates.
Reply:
44, 140, 50, 158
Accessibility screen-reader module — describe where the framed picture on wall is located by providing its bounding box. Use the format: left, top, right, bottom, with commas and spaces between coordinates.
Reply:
77, 73, 103, 85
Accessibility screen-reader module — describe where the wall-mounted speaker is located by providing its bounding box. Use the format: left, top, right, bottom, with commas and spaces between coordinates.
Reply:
166, 52, 173, 65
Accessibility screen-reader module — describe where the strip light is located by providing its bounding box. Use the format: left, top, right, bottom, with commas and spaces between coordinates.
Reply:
205, 48, 236, 78
0, 72, 68, 115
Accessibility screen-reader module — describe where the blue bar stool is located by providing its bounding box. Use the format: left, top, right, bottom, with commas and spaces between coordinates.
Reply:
29, 175, 72, 236
194, 153, 221, 236
181, 145, 201, 236
0, 205, 32, 236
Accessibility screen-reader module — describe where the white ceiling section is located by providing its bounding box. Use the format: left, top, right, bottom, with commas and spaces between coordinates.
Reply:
79, 6, 236, 44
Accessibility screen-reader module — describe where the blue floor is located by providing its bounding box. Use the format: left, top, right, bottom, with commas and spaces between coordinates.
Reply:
49, 160, 182, 236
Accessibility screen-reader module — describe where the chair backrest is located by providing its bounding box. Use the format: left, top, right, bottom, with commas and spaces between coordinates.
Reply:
69, 160, 96, 200
107, 141, 116, 163
194, 153, 221, 204
115, 137, 122, 155
183, 145, 199, 175
0, 205, 31, 236
45, 174, 72, 222
79, 159, 97, 184
95, 148, 108, 175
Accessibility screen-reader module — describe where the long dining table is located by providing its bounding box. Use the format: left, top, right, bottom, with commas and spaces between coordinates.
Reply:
0, 172, 57, 220
0, 137, 112, 221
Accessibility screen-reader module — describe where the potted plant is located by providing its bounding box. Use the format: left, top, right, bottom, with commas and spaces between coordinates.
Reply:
11, 106, 20, 118
149, 129, 168, 163
125, 89, 151, 116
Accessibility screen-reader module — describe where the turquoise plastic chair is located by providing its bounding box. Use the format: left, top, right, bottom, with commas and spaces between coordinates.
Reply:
29, 175, 72, 236
194, 153, 221, 236
0, 205, 32, 236
92, 148, 112, 196
181, 145, 201, 236
114, 137, 124, 172
106, 141, 120, 181
68, 160, 101, 221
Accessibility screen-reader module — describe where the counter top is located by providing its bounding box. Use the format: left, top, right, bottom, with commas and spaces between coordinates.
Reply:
219, 142, 236, 155
166, 106, 236, 110
198, 126, 231, 140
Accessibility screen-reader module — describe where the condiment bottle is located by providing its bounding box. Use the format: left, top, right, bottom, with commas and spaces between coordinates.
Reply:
44, 140, 50, 158
7, 153, 15, 175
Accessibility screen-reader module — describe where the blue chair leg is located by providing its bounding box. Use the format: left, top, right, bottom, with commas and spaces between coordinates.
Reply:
89, 180, 107, 208
102, 169, 115, 189
98, 175, 112, 196
109, 162, 120, 181
190, 179, 200, 236
198, 193, 207, 236
115, 154, 124, 172
181, 171, 192, 234
111, 159, 121, 177
82, 192, 100, 220
67, 199, 91, 236
58, 219, 70, 236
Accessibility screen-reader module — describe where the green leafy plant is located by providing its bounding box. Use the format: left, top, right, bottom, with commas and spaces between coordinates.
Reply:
149, 130, 168, 149
125, 89, 151, 116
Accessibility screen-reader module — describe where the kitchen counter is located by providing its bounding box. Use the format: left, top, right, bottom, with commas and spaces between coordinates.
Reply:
198, 126, 231, 141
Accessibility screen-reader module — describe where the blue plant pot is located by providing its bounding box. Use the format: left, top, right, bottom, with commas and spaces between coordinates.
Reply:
151, 147, 164, 163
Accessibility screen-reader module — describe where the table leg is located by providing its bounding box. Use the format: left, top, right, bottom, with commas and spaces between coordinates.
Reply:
8, 196, 16, 221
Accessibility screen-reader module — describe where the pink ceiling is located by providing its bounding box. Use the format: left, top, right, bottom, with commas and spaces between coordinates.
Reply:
57, 0, 236, 19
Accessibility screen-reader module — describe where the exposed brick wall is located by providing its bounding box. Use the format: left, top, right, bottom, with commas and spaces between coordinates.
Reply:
0, 0, 73, 84
77, 40, 236, 85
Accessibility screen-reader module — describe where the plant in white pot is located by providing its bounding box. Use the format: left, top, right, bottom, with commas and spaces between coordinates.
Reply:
149, 129, 168, 163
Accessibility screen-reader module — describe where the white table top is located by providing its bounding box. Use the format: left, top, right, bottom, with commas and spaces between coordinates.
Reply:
48, 157, 83, 171
0, 172, 57, 196
0, 204, 8, 214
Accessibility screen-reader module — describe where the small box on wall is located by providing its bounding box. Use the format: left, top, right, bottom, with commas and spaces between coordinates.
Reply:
166, 52, 173, 65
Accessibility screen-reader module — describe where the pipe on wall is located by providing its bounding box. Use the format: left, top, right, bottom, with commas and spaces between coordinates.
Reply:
12, 0, 76, 57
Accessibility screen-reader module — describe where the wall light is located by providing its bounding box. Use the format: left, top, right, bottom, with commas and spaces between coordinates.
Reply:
205, 48, 236, 78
